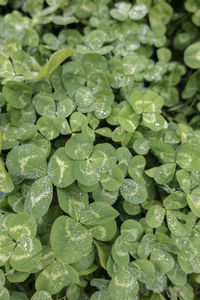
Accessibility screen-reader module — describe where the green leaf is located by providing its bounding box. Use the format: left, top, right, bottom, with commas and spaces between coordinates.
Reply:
118, 104, 139, 133
149, 2, 173, 27
90, 291, 109, 300
94, 89, 114, 119
62, 61, 86, 97
145, 272, 167, 293
24, 176, 53, 219
2, 81, 32, 109
150, 248, 174, 273
48, 147, 75, 188
120, 178, 148, 204
50, 216, 93, 264
146, 205, 165, 228
163, 192, 187, 210
0, 160, 14, 193
90, 143, 117, 173
176, 170, 191, 194
89, 220, 117, 242
130, 90, 164, 114
186, 187, 200, 217
145, 163, 176, 185
108, 265, 139, 300
110, 2, 131, 21
176, 144, 200, 171
7, 270, 29, 283
0, 287, 10, 300
150, 293, 167, 300
38, 47, 74, 78
133, 137, 150, 155
66, 284, 81, 300
167, 262, 187, 286
6, 144, 47, 180
123, 201, 141, 216
150, 142, 176, 163
53, 116, 71, 135
134, 259, 155, 280
70, 112, 88, 133
92, 183, 118, 205
10, 236, 42, 272
112, 236, 129, 266
129, 4, 148, 20
35, 260, 69, 295
82, 53, 107, 76
121, 219, 144, 242
75, 87, 94, 113
36, 117, 59, 140
57, 97, 75, 118
100, 165, 124, 191
142, 113, 167, 132
57, 183, 89, 221
34, 93, 56, 117
138, 234, 156, 259
0, 270, 5, 288
166, 210, 189, 236
11, 50, 32, 75
31, 291, 52, 300
184, 42, 200, 69
128, 155, 146, 181
73, 160, 100, 186
7, 212, 37, 240
94, 240, 111, 270
95, 127, 112, 138
71, 247, 95, 273
80, 202, 119, 226
65, 133, 93, 160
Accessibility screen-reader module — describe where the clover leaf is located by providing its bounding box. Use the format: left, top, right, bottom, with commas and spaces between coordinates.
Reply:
2, 81, 32, 109
120, 178, 148, 204
6, 144, 47, 180
108, 265, 139, 300
184, 42, 200, 69
57, 183, 89, 221
146, 205, 165, 228
48, 147, 75, 188
50, 216, 93, 264
24, 176, 53, 219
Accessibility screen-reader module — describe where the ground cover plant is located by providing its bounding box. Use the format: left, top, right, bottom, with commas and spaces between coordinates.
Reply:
0, 0, 200, 299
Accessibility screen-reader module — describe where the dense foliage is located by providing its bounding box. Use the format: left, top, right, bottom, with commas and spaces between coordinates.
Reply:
0, 0, 200, 299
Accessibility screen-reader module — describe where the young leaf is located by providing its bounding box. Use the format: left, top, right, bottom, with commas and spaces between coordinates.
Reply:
38, 47, 74, 78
